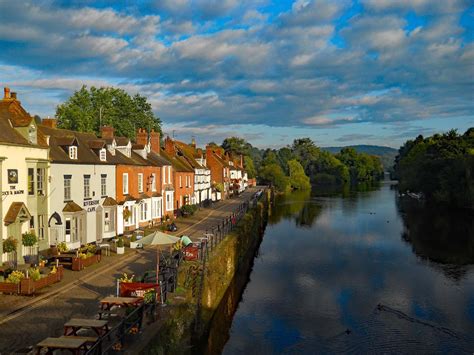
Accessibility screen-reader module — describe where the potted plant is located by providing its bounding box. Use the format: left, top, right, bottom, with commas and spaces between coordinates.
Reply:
116, 238, 125, 254
130, 234, 139, 249
3, 237, 17, 254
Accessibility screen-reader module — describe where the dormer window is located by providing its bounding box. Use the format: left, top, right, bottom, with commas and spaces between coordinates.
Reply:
28, 125, 37, 144
99, 148, 106, 161
69, 146, 77, 160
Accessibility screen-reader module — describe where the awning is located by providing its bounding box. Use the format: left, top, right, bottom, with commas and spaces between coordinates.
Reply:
4, 202, 31, 226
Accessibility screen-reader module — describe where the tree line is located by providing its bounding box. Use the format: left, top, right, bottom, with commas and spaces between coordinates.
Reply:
394, 128, 474, 209
222, 137, 384, 192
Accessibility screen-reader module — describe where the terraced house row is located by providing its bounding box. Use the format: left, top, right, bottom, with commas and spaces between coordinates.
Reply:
0, 88, 249, 263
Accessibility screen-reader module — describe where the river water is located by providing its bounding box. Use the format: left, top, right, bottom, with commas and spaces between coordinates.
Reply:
219, 180, 474, 354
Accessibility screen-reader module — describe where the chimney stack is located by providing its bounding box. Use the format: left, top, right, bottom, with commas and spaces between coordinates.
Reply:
240, 154, 244, 168
165, 136, 175, 155
42, 118, 57, 129
191, 137, 196, 148
101, 126, 114, 139
150, 129, 161, 154
136, 128, 148, 146
3, 87, 10, 100
11, 92, 17, 100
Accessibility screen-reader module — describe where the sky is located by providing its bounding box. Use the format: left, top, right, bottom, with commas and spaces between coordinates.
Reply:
0, 0, 473, 149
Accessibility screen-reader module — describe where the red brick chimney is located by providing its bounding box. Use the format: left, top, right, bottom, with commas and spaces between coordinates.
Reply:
42, 118, 57, 128
101, 126, 114, 139
206, 145, 214, 159
150, 129, 160, 154
3, 87, 10, 100
11, 92, 17, 100
136, 128, 148, 146
165, 136, 175, 155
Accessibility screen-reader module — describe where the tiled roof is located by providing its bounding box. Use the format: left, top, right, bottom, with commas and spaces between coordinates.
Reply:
4, 202, 30, 226
102, 196, 118, 206
115, 137, 130, 146
88, 139, 106, 150
62, 201, 84, 213
161, 150, 194, 173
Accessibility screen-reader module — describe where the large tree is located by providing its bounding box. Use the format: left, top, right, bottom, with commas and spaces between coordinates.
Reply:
56, 86, 162, 139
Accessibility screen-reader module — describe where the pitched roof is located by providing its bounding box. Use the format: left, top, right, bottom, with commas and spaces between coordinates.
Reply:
174, 140, 206, 169
102, 196, 118, 206
147, 151, 172, 167
62, 201, 84, 212
4, 202, 31, 226
88, 139, 106, 150
161, 150, 194, 173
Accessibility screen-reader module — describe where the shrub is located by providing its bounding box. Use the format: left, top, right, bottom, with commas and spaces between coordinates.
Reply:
6, 270, 25, 284
28, 268, 41, 281
3, 237, 17, 253
57, 242, 68, 253
22, 232, 37, 247
131, 234, 137, 242
119, 272, 134, 283
116, 238, 124, 248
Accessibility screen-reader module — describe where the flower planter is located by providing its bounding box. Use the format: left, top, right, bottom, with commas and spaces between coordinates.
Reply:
130, 241, 140, 249
0, 282, 20, 294
116, 246, 125, 255
0, 266, 64, 295
71, 255, 99, 271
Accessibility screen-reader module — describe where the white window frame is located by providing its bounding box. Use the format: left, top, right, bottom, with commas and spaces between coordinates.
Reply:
28, 168, 35, 195
99, 148, 106, 161
123, 173, 129, 195
83, 176, 90, 199
138, 173, 143, 193
69, 146, 77, 160
168, 166, 171, 184
64, 176, 71, 201
179, 175, 182, 188
101, 175, 107, 197
151, 173, 156, 192
140, 202, 148, 221
38, 215, 45, 240
37, 168, 45, 195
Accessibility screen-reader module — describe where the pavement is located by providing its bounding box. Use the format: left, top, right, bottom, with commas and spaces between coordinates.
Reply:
0, 188, 257, 353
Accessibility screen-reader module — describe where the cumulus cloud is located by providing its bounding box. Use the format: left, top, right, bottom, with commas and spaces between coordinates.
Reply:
0, 0, 472, 147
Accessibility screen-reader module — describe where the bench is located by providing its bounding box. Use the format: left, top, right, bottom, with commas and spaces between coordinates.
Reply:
60, 336, 100, 350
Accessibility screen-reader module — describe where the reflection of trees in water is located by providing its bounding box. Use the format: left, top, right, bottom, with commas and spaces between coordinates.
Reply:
398, 197, 474, 280
270, 190, 322, 228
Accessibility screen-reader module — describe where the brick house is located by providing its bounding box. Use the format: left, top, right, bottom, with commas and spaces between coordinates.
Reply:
205, 145, 231, 199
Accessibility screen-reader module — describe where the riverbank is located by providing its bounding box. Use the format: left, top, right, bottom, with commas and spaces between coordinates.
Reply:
0, 188, 258, 353
138, 188, 270, 354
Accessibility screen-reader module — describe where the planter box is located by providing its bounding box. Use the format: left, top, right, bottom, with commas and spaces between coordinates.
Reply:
71, 255, 100, 271
0, 282, 20, 294
116, 246, 125, 255
0, 266, 64, 295
130, 241, 140, 249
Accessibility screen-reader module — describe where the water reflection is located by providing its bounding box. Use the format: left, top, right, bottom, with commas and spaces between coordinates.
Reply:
221, 182, 474, 354
398, 197, 474, 280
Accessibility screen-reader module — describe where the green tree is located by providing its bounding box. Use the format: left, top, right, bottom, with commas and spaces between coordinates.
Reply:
288, 160, 311, 190
56, 86, 162, 139
221, 137, 252, 156
259, 163, 290, 192
244, 156, 256, 179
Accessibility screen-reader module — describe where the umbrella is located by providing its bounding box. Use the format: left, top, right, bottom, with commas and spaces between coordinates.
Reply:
140, 231, 180, 286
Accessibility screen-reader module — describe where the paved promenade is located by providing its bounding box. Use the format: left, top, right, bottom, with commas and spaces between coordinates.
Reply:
0, 188, 256, 353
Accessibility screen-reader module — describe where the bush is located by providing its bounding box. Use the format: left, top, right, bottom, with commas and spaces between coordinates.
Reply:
6, 270, 25, 284
22, 232, 37, 247
28, 268, 41, 281
57, 242, 68, 253
116, 238, 124, 248
3, 237, 17, 253
131, 234, 137, 242
181, 204, 198, 216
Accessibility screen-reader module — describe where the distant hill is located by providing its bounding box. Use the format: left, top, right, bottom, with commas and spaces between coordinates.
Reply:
322, 145, 398, 172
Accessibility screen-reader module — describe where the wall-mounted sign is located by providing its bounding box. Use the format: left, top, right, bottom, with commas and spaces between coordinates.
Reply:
84, 199, 99, 213
7, 169, 18, 184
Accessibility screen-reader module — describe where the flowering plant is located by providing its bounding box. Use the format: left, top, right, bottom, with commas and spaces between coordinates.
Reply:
118, 272, 134, 283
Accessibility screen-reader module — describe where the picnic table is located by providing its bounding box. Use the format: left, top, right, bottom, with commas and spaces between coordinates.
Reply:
36, 336, 87, 355
98, 296, 143, 319
64, 318, 109, 336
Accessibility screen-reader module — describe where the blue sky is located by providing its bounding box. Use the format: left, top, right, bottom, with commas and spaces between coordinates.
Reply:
0, 0, 473, 149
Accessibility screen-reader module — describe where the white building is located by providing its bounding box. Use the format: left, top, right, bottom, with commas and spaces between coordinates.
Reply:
39, 122, 117, 249
0, 88, 49, 264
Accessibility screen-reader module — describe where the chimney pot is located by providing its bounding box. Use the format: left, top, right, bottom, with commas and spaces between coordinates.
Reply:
3, 87, 10, 99
11, 92, 17, 100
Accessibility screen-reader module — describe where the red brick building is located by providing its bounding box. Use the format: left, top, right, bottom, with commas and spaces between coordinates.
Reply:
206, 145, 231, 199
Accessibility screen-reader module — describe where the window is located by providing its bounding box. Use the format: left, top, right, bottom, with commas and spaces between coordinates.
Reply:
28, 125, 37, 144
123, 173, 129, 195
38, 215, 45, 240
99, 148, 106, 161
28, 168, 34, 195
83, 175, 90, 199
65, 219, 71, 237
29, 216, 34, 229
37, 168, 45, 195
166, 193, 172, 211
138, 173, 143, 193
168, 166, 171, 184
223, 168, 227, 177
69, 146, 77, 160
101, 174, 107, 197
151, 173, 156, 192
179, 175, 182, 188
140, 202, 148, 221
104, 210, 114, 232
64, 175, 71, 201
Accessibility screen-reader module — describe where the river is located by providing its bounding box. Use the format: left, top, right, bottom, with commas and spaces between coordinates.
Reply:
216, 180, 474, 354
